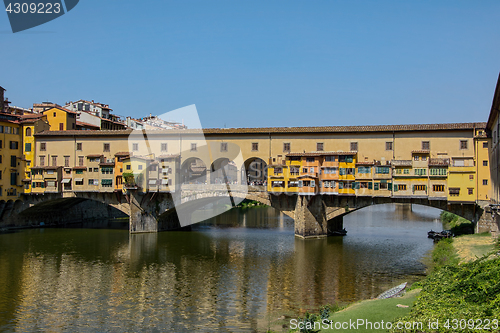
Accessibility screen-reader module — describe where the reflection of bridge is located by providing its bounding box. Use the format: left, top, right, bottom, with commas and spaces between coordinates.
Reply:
9, 184, 490, 238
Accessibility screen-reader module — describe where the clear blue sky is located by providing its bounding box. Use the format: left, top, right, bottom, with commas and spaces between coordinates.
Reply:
1, 0, 499, 128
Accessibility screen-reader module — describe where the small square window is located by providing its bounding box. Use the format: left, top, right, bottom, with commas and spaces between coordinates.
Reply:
460, 140, 468, 150
77, 143, 82, 151
103, 143, 110, 152
40, 143, 46, 151
350, 142, 358, 151
483, 160, 488, 166
133, 143, 139, 151
469, 175, 474, 180
161, 143, 168, 152
483, 142, 488, 148
221, 143, 228, 152
386, 142, 393, 151
283, 143, 291, 152
191, 143, 197, 151
468, 188, 473, 195
316, 143, 324, 151
422, 141, 430, 150
483, 179, 488, 185
251, 142, 258, 151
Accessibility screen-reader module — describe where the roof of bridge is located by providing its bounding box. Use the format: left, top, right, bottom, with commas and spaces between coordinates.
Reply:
34, 122, 487, 137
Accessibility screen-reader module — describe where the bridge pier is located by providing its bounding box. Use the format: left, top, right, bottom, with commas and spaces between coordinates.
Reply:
128, 189, 158, 233
294, 195, 327, 238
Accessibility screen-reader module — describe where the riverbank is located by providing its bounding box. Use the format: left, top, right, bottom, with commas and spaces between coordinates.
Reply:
276, 232, 499, 333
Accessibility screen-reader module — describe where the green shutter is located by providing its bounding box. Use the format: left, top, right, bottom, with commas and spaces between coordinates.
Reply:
374, 183, 379, 190
368, 182, 372, 189
394, 184, 398, 192
388, 183, 392, 191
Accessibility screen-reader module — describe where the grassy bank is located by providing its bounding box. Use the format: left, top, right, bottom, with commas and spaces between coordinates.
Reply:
275, 233, 499, 333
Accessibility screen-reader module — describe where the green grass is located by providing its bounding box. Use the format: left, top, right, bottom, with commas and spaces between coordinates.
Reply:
317, 289, 420, 333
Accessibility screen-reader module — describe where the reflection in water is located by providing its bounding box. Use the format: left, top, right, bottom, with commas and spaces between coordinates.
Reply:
0, 204, 441, 332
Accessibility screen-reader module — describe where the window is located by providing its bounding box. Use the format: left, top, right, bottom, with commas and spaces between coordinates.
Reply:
350, 142, 358, 151
316, 142, 324, 151
9, 141, 18, 149
75, 179, 84, 186
251, 143, 258, 151
103, 143, 110, 152
220, 143, 228, 152
375, 166, 390, 174
414, 168, 426, 176
404, 169, 410, 174
25, 127, 31, 136
413, 155, 419, 161
10, 156, 16, 167
306, 157, 315, 163
10, 172, 16, 186
133, 143, 139, 151
483, 179, 488, 185
138, 165, 143, 170
414, 185, 426, 192
386, 142, 393, 151
5, 127, 11, 134
93, 168, 98, 172
161, 143, 168, 152
126, 164, 131, 170
40, 142, 46, 151
398, 184, 407, 191
59, 123, 64, 131
52, 156, 57, 166
40, 156, 45, 166
77, 142, 82, 151
0, 140, 2, 148
422, 141, 430, 150
396, 169, 402, 174
357, 166, 371, 174
78, 156, 84, 166
483, 160, 488, 166
101, 179, 113, 187
274, 167, 283, 175
483, 142, 488, 148
468, 188, 474, 195
150, 164, 157, 171
191, 143, 197, 151
433, 185, 445, 192
469, 175, 474, 180
449, 188, 460, 196
25, 143, 31, 152
283, 143, 290, 152
325, 156, 335, 162
460, 140, 468, 150
53, 112, 56, 117
430, 168, 447, 176
64, 156, 70, 167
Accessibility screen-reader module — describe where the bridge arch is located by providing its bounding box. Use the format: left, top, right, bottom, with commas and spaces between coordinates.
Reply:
181, 157, 207, 184
242, 157, 267, 185
210, 158, 238, 184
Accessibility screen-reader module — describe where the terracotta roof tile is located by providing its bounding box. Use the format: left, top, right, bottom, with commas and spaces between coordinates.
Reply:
392, 160, 412, 166
412, 150, 430, 154
86, 154, 103, 158
34, 122, 486, 137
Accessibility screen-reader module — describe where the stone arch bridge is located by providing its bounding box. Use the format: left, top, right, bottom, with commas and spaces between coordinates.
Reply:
3, 185, 490, 238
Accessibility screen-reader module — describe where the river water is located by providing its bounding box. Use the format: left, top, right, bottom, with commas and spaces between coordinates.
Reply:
0, 203, 442, 332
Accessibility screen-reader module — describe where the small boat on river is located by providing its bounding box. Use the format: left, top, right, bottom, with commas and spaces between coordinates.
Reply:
428, 230, 453, 240
377, 282, 407, 299
330, 228, 347, 236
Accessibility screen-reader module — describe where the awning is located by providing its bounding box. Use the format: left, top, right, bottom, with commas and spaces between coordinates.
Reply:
61, 178, 71, 183
161, 179, 169, 184
149, 180, 157, 185
75, 178, 83, 182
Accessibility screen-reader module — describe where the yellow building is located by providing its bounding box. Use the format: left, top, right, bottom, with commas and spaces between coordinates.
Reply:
42, 106, 77, 131
20, 114, 50, 193
0, 116, 25, 200
474, 129, 491, 202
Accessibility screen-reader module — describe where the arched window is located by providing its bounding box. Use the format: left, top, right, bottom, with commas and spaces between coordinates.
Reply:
25, 127, 32, 137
